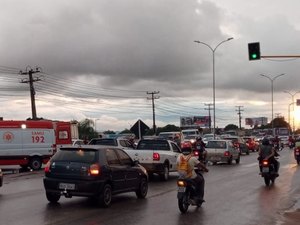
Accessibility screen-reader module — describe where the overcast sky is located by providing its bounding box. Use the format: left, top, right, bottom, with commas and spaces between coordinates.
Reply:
1, 0, 300, 132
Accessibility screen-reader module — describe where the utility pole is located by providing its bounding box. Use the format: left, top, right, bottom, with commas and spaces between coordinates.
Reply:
235, 106, 244, 129
147, 91, 159, 135
20, 67, 42, 120
204, 103, 213, 131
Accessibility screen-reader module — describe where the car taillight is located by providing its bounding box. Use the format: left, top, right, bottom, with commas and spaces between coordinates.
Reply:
44, 161, 51, 173
177, 180, 187, 187
193, 150, 199, 156
296, 148, 300, 152
262, 160, 269, 166
224, 151, 230, 157
89, 164, 100, 176
153, 152, 160, 161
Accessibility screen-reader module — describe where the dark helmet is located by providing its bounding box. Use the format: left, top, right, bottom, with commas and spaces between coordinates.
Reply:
262, 138, 270, 146
181, 146, 193, 155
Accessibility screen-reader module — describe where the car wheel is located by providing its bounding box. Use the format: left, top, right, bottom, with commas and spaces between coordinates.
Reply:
29, 157, 42, 170
99, 184, 112, 208
227, 157, 232, 165
235, 156, 240, 164
246, 150, 250, 155
136, 178, 148, 199
159, 164, 169, 181
46, 192, 60, 203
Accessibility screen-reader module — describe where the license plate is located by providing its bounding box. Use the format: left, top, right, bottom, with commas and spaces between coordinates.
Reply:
211, 157, 220, 161
178, 187, 186, 192
59, 183, 75, 190
262, 167, 269, 173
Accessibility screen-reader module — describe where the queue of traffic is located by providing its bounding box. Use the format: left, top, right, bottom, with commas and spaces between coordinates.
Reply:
1, 128, 299, 214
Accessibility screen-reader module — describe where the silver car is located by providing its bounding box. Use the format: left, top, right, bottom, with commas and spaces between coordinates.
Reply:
206, 140, 240, 165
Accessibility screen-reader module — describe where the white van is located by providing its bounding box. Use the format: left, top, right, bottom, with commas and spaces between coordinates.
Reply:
181, 129, 200, 138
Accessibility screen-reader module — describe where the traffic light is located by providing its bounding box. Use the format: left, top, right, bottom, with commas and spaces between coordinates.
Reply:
248, 42, 261, 60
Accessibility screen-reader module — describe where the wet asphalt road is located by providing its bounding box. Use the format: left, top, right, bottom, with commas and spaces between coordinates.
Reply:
0, 148, 300, 225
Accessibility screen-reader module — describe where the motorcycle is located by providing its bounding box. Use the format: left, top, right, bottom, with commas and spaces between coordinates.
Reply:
289, 141, 295, 149
177, 171, 204, 213
194, 143, 207, 165
294, 146, 300, 165
259, 158, 279, 186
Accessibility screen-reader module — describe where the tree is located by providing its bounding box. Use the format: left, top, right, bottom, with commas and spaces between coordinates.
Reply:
224, 124, 238, 131
78, 119, 98, 141
145, 124, 181, 136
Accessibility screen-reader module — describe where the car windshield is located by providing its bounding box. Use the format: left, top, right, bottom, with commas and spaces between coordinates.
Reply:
52, 149, 98, 163
88, 139, 117, 146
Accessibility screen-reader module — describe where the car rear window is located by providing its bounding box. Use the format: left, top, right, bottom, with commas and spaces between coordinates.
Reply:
137, 140, 170, 150
52, 149, 98, 163
206, 141, 227, 149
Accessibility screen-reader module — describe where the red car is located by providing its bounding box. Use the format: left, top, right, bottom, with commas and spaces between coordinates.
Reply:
243, 137, 259, 152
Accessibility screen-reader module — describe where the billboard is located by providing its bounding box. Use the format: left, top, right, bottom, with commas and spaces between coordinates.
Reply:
180, 116, 210, 128
245, 117, 268, 126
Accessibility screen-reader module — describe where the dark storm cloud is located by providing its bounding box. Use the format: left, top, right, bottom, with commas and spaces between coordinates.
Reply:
0, 0, 226, 89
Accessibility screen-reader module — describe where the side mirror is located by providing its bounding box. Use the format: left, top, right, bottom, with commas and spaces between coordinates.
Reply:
132, 160, 140, 166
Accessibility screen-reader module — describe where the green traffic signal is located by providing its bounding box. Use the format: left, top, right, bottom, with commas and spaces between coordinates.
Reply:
251, 53, 257, 59
248, 42, 261, 61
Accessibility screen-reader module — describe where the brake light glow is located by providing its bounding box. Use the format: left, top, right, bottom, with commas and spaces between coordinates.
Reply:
262, 160, 269, 166
44, 161, 51, 173
177, 180, 187, 187
193, 151, 199, 156
224, 151, 230, 157
153, 152, 160, 161
89, 164, 100, 175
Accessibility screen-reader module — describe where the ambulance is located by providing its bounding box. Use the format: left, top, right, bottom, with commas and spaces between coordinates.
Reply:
0, 120, 74, 170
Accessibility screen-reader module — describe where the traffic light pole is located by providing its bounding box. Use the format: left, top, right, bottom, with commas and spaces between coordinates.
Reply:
261, 55, 300, 58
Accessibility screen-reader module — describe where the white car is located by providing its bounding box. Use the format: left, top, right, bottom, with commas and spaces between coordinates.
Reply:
71, 139, 85, 146
206, 140, 240, 165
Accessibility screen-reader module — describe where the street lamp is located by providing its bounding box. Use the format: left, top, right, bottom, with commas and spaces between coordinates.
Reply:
94, 118, 101, 132
260, 73, 285, 135
194, 37, 234, 138
284, 90, 300, 133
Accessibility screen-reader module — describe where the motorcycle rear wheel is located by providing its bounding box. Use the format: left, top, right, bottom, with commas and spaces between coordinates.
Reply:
264, 177, 271, 186
178, 197, 189, 213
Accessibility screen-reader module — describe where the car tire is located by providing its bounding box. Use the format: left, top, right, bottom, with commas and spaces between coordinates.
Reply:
235, 156, 240, 164
46, 192, 60, 203
99, 184, 112, 208
159, 164, 169, 181
136, 178, 148, 199
29, 157, 42, 170
227, 157, 232, 165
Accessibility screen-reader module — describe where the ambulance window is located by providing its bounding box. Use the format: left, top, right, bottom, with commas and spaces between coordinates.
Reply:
59, 131, 69, 139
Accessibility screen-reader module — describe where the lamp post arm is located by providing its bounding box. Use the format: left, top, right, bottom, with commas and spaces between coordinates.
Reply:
194, 41, 213, 52
273, 73, 285, 81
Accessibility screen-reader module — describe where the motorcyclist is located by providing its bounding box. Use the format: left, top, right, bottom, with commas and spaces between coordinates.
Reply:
273, 135, 280, 151
195, 137, 207, 163
258, 138, 279, 176
288, 135, 295, 148
177, 145, 209, 203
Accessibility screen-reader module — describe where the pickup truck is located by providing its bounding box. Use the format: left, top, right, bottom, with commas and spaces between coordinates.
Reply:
124, 139, 182, 181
